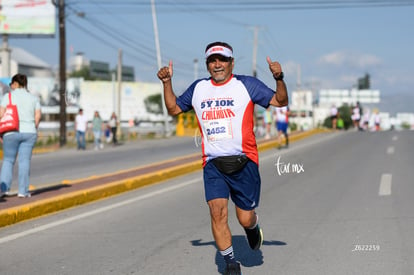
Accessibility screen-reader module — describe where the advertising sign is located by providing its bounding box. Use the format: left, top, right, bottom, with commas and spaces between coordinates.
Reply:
0, 0, 56, 35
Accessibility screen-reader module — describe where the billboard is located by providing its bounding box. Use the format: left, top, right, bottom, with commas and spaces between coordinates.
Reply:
79, 81, 162, 122
0, 0, 56, 35
1, 76, 164, 123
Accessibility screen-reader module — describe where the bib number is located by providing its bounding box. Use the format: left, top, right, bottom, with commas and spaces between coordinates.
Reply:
204, 119, 233, 143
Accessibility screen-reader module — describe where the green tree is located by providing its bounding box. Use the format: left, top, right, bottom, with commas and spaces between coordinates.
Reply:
401, 122, 411, 130
69, 66, 112, 81
323, 104, 352, 130
69, 66, 93, 79
144, 94, 163, 114
338, 105, 353, 129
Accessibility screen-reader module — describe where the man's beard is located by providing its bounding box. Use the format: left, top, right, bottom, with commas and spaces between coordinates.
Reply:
212, 69, 226, 82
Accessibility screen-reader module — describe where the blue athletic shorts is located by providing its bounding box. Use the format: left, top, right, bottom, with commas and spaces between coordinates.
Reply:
203, 159, 261, 210
276, 121, 288, 133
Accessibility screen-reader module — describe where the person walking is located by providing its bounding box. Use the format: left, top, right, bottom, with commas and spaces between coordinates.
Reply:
373, 109, 381, 131
92, 110, 104, 150
108, 112, 118, 145
362, 108, 370, 131
330, 104, 338, 130
0, 74, 41, 198
75, 108, 88, 150
157, 41, 288, 275
352, 101, 364, 131
263, 107, 273, 139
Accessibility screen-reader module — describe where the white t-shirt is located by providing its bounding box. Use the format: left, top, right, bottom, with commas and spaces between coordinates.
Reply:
352, 106, 360, 120
176, 74, 275, 166
374, 114, 381, 124
331, 107, 338, 116
275, 106, 288, 122
75, 114, 88, 132
108, 117, 117, 128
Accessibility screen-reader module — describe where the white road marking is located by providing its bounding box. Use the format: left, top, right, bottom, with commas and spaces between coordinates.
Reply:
392, 136, 398, 141
379, 174, 392, 196
387, 146, 394, 154
0, 131, 342, 243
0, 178, 201, 244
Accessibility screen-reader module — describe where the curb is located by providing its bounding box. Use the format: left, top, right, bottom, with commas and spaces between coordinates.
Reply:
257, 128, 328, 152
0, 128, 327, 228
0, 160, 202, 228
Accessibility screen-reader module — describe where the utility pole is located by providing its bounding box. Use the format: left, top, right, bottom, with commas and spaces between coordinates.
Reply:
297, 64, 302, 90
1, 35, 11, 77
251, 26, 259, 78
117, 49, 122, 120
193, 58, 198, 80
151, 0, 169, 136
58, 0, 67, 147
249, 26, 261, 130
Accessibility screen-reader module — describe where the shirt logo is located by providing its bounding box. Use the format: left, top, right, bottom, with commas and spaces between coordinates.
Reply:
201, 99, 235, 121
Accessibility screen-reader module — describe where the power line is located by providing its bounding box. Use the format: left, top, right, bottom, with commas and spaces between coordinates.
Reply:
68, 0, 414, 12
66, 3, 197, 77
64, 0, 413, 82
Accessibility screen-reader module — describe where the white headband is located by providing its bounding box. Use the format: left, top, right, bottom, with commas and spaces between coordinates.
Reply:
205, 46, 233, 59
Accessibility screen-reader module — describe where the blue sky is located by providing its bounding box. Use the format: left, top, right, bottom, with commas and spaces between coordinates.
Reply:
8, 1, 414, 113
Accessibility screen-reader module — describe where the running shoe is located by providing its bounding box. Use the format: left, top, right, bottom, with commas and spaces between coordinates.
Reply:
245, 224, 263, 250
224, 261, 241, 275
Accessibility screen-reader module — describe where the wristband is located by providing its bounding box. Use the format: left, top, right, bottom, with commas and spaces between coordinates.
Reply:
273, 72, 284, 81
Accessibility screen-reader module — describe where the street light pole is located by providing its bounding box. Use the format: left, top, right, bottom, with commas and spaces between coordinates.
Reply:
58, 0, 67, 147
251, 26, 259, 78
151, 0, 169, 136
193, 58, 198, 80
117, 49, 122, 120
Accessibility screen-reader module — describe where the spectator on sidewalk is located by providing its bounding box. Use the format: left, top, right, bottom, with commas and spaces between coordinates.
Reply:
330, 104, 338, 130
75, 108, 88, 150
92, 110, 104, 150
0, 73, 41, 198
108, 112, 118, 145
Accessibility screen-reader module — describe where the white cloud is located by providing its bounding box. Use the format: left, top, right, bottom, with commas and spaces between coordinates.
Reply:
318, 51, 347, 66
282, 60, 300, 75
318, 50, 382, 68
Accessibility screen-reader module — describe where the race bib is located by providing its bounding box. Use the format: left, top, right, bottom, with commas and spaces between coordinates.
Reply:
204, 118, 233, 143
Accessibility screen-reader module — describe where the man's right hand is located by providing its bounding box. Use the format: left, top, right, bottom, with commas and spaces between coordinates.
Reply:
266, 56, 283, 78
157, 60, 173, 83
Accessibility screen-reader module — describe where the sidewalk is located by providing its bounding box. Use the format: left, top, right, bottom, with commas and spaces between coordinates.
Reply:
0, 129, 327, 228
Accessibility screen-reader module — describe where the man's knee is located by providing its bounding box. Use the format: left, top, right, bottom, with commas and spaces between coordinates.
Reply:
236, 209, 256, 228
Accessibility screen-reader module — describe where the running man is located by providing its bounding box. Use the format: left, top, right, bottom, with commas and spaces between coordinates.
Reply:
275, 105, 290, 149
330, 104, 338, 130
157, 41, 288, 275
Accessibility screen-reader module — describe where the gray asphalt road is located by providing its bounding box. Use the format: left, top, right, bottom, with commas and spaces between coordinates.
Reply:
0, 130, 412, 275
3, 136, 200, 191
